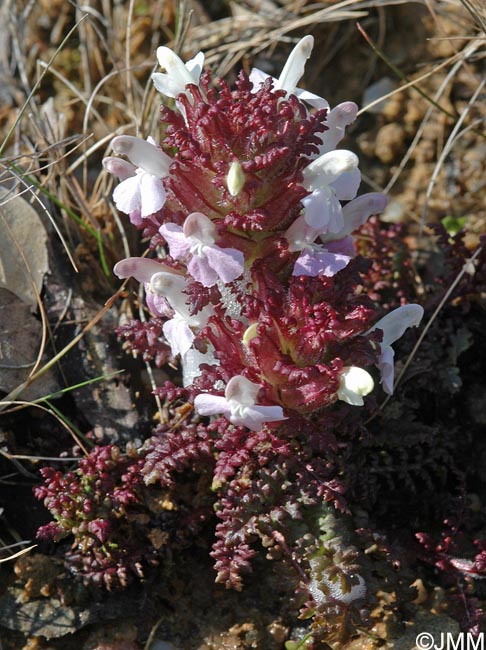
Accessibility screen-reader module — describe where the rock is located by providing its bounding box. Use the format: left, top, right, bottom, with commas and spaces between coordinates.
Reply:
375, 123, 406, 164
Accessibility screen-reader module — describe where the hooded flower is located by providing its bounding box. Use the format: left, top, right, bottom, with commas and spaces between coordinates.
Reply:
368, 304, 424, 394
159, 212, 245, 287
108, 136, 172, 218
249, 35, 328, 109
152, 47, 205, 99
114, 257, 212, 358
301, 150, 361, 231
194, 375, 287, 431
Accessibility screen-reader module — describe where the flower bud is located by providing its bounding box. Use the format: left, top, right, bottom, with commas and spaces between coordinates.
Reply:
227, 161, 246, 197
337, 367, 374, 406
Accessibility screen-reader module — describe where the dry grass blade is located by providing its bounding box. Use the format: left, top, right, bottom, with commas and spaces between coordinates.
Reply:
0, 13, 89, 157
460, 0, 486, 33
384, 41, 481, 193
420, 78, 486, 234
0, 544, 37, 563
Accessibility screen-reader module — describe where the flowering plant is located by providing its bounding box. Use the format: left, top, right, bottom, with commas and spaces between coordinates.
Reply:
36, 35, 428, 640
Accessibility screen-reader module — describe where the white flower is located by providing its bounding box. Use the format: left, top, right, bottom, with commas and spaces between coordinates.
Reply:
108, 136, 172, 218
102, 157, 136, 181
249, 36, 328, 109
368, 304, 424, 394
250, 37, 358, 150
152, 47, 204, 98
194, 375, 287, 431
302, 150, 361, 231
337, 366, 375, 406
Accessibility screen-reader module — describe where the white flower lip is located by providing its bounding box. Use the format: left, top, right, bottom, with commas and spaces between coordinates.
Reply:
102, 157, 136, 181
321, 193, 389, 244
159, 212, 245, 288
113, 257, 170, 283
368, 304, 424, 395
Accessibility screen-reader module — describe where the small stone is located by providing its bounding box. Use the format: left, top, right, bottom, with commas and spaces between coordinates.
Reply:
362, 77, 397, 114
375, 123, 406, 164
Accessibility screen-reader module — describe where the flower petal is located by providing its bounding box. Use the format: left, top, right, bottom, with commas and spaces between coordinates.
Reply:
337, 367, 374, 406
317, 102, 358, 155
194, 394, 230, 417
249, 67, 271, 90
302, 188, 343, 232
325, 237, 356, 258
156, 46, 197, 87
183, 212, 216, 244
293, 250, 350, 277
150, 272, 189, 316
151, 72, 185, 98
369, 304, 424, 347
276, 35, 314, 96
331, 168, 361, 202
111, 136, 172, 177
145, 290, 172, 318
204, 246, 245, 284
140, 173, 167, 217
303, 150, 359, 192
285, 215, 322, 252
103, 157, 136, 181
163, 316, 194, 358
225, 375, 261, 406
378, 345, 395, 395
185, 51, 205, 80
294, 87, 329, 110
187, 255, 219, 287
113, 175, 141, 214
322, 192, 388, 243
231, 405, 287, 431
159, 223, 192, 259
114, 257, 166, 283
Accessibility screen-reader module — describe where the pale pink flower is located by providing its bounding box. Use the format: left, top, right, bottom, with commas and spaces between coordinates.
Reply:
159, 212, 244, 287
302, 150, 361, 231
